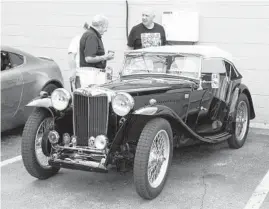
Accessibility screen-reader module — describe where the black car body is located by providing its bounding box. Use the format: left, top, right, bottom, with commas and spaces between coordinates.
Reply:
21, 45, 255, 200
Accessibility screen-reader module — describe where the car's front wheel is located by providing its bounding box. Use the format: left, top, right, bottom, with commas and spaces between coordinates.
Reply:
133, 118, 173, 199
228, 93, 250, 149
42, 83, 58, 95
21, 108, 60, 179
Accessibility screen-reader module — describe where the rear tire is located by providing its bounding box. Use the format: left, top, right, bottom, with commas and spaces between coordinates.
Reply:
228, 93, 250, 149
21, 108, 60, 179
133, 118, 173, 199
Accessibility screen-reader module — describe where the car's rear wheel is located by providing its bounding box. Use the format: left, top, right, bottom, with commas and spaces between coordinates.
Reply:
42, 83, 58, 95
21, 108, 60, 179
228, 93, 250, 149
133, 118, 173, 199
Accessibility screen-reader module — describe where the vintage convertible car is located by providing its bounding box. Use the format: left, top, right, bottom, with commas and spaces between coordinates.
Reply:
21, 45, 255, 200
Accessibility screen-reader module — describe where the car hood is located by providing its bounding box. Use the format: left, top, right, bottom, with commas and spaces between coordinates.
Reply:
74, 77, 194, 101
100, 77, 193, 94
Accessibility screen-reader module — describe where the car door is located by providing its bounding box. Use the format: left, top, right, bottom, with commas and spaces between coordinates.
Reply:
195, 58, 230, 134
1, 51, 24, 130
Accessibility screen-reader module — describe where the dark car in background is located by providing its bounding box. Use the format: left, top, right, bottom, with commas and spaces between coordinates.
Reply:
20, 45, 255, 200
1, 46, 64, 132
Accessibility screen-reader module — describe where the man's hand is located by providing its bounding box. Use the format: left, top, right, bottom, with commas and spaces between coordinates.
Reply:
104, 52, 115, 61
69, 72, 76, 82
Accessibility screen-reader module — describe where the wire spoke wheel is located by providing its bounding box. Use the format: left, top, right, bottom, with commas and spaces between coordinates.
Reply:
134, 118, 173, 200
148, 130, 170, 188
228, 93, 250, 149
35, 118, 53, 168
21, 108, 60, 179
235, 101, 248, 141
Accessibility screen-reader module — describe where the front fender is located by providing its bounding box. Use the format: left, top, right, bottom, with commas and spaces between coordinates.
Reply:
26, 97, 56, 118
133, 105, 182, 120
109, 104, 225, 155
132, 105, 226, 144
27, 97, 52, 108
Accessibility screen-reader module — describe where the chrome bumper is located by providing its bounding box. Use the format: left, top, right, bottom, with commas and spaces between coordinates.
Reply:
49, 145, 108, 173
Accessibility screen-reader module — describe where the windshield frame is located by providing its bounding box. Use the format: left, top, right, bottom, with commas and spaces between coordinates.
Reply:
120, 52, 203, 81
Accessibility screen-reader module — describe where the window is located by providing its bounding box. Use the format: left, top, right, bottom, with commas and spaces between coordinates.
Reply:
1, 52, 12, 71
202, 58, 226, 74
9, 52, 24, 67
224, 61, 240, 80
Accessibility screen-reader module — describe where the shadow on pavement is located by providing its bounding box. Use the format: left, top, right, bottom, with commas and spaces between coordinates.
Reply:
1, 125, 24, 139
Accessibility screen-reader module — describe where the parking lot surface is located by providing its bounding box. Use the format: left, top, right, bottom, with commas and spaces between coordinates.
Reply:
1, 128, 269, 209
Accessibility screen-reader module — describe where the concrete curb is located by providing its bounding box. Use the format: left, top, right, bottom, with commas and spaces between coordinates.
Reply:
250, 122, 269, 130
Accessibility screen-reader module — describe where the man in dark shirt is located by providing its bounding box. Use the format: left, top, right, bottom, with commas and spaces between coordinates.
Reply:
80, 15, 114, 68
127, 9, 167, 50
77, 14, 114, 87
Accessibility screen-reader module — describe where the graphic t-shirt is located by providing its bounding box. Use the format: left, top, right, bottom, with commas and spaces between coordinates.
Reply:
127, 23, 166, 50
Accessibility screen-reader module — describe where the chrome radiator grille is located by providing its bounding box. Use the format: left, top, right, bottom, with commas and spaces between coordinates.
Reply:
73, 93, 109, 146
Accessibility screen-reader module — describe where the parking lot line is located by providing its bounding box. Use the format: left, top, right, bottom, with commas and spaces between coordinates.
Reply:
0, 155, 22, 167
243, 168, 269, 209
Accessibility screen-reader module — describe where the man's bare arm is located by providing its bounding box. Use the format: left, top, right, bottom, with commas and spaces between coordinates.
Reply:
85, 53, 114, 63
85, 55, 106, 63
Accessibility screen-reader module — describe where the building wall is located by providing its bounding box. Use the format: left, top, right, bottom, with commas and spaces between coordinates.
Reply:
2, 0, 269, 126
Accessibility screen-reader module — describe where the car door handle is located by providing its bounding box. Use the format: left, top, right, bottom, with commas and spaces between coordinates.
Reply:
200, 106, 207, 111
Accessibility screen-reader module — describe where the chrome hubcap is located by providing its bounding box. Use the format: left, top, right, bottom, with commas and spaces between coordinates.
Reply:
35, 118, 53, 168
148, 130, 170, 188
235, 101, 248, 141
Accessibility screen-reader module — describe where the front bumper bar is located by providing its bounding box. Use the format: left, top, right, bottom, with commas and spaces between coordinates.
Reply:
49, 158, 108, 173
49, 144, 108, 173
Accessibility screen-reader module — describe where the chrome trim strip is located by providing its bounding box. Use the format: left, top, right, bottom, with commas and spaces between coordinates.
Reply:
72, 93, 76, 136
105, 96, 109, 134
54, 145, 106, 154
88, 95, 90, 139
52, 158, 107, 170
118, 86, 170, 93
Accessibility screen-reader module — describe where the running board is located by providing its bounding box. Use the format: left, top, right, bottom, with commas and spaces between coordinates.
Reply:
203, 132, 232, 143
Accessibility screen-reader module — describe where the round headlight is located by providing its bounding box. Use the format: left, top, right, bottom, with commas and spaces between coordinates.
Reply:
51, 88, 71, 111
94, 135, 108, 150
112, 92, 134, 116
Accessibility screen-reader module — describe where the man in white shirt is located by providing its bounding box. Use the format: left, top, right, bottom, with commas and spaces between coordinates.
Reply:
68, 22, 89, 88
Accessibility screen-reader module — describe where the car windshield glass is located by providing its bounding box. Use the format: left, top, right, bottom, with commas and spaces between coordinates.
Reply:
121, 54, 201, 80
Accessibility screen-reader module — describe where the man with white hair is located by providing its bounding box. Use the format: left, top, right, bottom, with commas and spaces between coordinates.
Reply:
127, 9, 166, 50
76, 14, 114, 88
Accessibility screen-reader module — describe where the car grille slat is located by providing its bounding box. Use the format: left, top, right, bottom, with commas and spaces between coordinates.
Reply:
73, 93, 108, 146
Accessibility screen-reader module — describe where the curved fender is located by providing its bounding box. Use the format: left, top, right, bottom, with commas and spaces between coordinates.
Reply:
27, 98, 52, 107
133, 106, 159, 115
238, 83, 256, 119
26, 98, 55, 118
133, 105, 218, 143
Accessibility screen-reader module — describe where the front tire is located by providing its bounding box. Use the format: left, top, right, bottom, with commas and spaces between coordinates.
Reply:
134, 118, 173, 199
228, 93, 250, 149
42, 83, 58, 95
21, 108, 60, 179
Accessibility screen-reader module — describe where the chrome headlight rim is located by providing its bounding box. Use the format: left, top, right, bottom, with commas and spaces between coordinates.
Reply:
94, 135, 108, 150
112, 92, 134, 116
51, 88, 71, 111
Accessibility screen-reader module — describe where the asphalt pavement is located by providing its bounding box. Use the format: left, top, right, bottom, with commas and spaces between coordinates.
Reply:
1, 127, 269, 209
